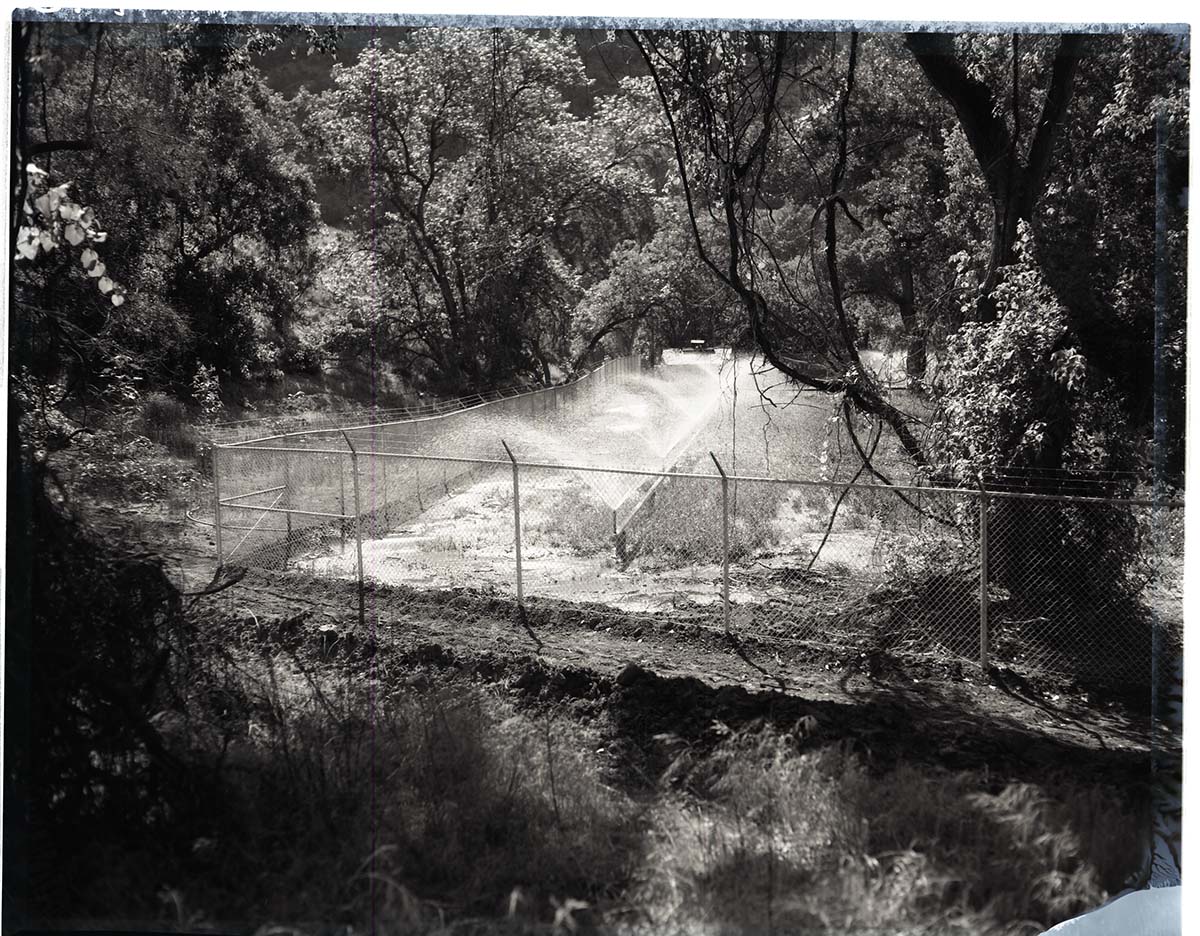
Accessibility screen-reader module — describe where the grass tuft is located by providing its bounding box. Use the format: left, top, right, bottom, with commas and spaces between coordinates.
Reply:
634, 725, 1144, 936
158, 657, 641, 930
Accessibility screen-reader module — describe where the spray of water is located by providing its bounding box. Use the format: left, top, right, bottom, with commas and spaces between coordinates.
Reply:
566, 354, 725, 510
398, 353, 726, 512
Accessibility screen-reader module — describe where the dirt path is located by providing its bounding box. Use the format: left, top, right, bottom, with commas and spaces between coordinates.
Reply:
203, 565, 1158, 786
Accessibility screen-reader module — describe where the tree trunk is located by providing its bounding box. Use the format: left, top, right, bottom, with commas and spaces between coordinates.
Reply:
906, 32, 1082, 325
896, 260, 927, 384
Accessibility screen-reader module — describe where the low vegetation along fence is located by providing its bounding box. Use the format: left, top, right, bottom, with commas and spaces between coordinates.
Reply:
210, 414, 1183, 689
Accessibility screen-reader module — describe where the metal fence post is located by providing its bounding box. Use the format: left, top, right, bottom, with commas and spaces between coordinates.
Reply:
339, 458, 347, 551
500, 439, 524, 607
338, 433, 366, 630
979, 489, 990, 672
212, 444, 224, 568
284, 455, 292, 568
381, 455, 389, 527
613, 508, 628, 565
711, 452, 731, 633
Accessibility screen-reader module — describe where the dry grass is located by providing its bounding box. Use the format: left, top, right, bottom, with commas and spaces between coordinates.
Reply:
157, 656, 640, 930
522, 485, 615, 555
630, 726, 1144, 936
160, 667, 1143, 935
38, 628, 1145, 935
139, 392, 201, 458
622, 477, 786, 568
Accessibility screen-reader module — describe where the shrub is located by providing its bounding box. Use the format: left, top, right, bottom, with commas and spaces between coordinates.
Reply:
191, 364, 223, 423
155, 660, 640, 928
139, 393, 198, 457
639, 724, 1145, 935
280, 389, 330, 414
283, 334, 325, 375
934, 228, 1144, 656
8, 462, 188, 924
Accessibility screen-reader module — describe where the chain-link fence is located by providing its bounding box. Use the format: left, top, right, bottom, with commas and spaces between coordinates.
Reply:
224, 355, 642, 455
206, 354, 641, 566
210, 412, 1184, 688
204, 352, 1184, 688
202, 357, 643, 445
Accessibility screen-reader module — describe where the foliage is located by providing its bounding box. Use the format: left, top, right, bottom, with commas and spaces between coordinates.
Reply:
933, 227, 1133, 479
1037, 32, 1189, 476
9, 372, 75, 457
642, 725, 1144, 934
30, 621, 639, 927
10, 164, 130, 405
12, 22, 1184, 488
8, 463, 189, 921
8, 22, 1184, 933
190, 364, 224, 422
631, 31, 936, 466
571, 200, 736, 369
53, 430, 203, 506
14, 164, 126, 304
634, 28, 1186, 485
167, 21, 341, 88
139, 393, 201, 458
923, 231, 1147, 648
312, 29, 659, 390
12, 22, 324, 406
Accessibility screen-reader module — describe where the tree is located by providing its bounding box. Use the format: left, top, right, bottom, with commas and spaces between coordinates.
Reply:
831, 36, 964, 385
905, 33, 1084, 325
571, 199, 739, 370
313, 28, 658, 391
158, 75, 321, 377
906, 31, 1187, 480
10, 21, 326, 414
634, 27, 1186, 488
631, 25, 1189, 624
632, 30, 931, 470
1035, 33, 1189, 478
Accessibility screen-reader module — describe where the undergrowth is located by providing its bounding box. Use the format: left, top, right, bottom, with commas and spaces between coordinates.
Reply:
31, 619, 1147, 935
15, 439, 1150, 936
150, 654, 641, 930
636, 724, 1145, 936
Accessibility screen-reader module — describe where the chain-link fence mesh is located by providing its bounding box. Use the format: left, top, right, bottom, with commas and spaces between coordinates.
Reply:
212, 433, 1184, 689
216, 444, 351, 572
225, 355, 643, 459
202, 355, 644, 446
716, 481, 983, 655
985, 494, 1184, 685
206, 352, 1183, 690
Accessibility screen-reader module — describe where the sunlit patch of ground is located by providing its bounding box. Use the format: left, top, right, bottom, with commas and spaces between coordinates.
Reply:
303, 458, 943, 616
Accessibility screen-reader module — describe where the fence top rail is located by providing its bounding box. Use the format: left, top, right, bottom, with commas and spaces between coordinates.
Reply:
218, 444, 1185, 509
225, 445, 514, 467
223, 355, 638, 448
